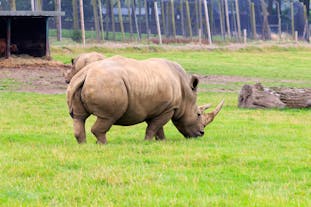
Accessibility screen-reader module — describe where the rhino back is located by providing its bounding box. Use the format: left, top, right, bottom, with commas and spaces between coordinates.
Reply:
81, 58, 188, 125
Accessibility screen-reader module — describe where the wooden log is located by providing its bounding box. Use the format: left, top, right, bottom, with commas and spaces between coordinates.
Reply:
238, 83, 311, 109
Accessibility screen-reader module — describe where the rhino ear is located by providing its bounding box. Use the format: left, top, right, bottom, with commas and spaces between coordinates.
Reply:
190, 75, 199, 91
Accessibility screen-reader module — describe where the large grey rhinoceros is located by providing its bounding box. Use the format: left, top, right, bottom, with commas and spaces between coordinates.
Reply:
67, 55, 224, 144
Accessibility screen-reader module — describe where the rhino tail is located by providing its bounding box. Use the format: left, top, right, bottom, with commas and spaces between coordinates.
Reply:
66, 68, 89, 115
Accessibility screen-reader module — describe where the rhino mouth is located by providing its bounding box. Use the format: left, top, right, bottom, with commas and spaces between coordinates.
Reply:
183, 130, 205, 138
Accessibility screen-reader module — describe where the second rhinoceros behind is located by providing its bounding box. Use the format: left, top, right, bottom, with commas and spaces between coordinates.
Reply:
67, 55, 224, 144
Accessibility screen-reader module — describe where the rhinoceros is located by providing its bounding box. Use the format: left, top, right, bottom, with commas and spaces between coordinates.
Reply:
64, 52, 105, 83
67, 55, 224, 144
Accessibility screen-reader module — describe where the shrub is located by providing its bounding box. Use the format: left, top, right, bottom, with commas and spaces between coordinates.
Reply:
72, 30, 82, 42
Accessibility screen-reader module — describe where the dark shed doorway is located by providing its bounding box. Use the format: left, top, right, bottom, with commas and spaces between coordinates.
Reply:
0, 11, 64, 58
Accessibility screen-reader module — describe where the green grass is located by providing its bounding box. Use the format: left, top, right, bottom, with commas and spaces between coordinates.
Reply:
0, 92, 310, 206
52, 45, 311, 88
1, 46, 311, 206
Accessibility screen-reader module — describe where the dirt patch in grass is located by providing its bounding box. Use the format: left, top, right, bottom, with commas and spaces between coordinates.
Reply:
198, 74, 261, 84
0, 56, 70, 94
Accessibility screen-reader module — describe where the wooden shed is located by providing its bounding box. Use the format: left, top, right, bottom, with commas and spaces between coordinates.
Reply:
0, 11, 64, 58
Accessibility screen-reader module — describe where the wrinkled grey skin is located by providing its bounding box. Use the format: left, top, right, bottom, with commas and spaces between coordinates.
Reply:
63, 52, 105, 84
67, 55, 223, 144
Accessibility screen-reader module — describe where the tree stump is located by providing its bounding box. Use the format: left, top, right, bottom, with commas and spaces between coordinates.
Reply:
238, 83, 311, 109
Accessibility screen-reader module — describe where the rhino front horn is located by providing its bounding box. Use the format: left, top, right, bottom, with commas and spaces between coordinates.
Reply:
203, 99, 224, 127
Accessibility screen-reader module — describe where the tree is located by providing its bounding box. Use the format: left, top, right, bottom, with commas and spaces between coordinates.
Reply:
299, 0, 310, 17
72, 0, 79, 30
9, 0, 16, 10
79, 0, 86, 46
91, 0, 101, 41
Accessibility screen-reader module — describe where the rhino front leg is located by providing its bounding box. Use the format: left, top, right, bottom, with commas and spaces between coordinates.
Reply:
73, 118, 87, 143
145, 111, 174, 141
91, 117, 113, 144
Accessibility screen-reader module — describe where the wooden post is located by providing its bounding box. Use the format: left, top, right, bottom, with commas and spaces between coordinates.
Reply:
56, 0, 62, 41
144, 0, 150, 39
260, 0, 271, 40
31, 0, 35, 11
275, 0, 281, 41
154, 1, 162, 45
198, 0, 202, 36
232, 2, 237, 39
224, 0, 231, 38
218, 0, 225, 39
235, 0, 241, 41
185, 0, 192, 39
291, 2, 295, 40
179, 0, 185, 37
79, 0, 86, 46
165, 1, 169, 37
295, 31, 298, 43
6, 18, 11, 58
45, 17, 50, 58
117, 0, 125, 40
109, 0, 116, 40
127, 0, 133, 40
203, 0, 212, 45
195, 0, 199, 36
98, 0, 105, 40
133, 0, 140, 40
161, 0, 166, 36
251, 2, 256, 40
170, 0, 176, 39
243, 29, 247, 44
138, 0, 142, 38
303, 4, 309, 42
104, 0, 109, 39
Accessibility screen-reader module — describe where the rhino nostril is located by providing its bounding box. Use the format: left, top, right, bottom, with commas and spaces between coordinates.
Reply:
199, 130, 204, 136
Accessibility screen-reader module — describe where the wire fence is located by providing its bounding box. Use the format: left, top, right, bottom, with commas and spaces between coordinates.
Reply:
2, 0, 310, 43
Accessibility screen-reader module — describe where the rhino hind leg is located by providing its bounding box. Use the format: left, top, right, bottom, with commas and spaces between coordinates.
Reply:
155, 127, 165, 141
145, 111, 174, 141
73, 118, 87, 143
91, 117, 114, 144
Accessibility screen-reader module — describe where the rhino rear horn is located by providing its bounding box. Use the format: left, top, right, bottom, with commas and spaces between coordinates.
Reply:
199, 104, 212, 112
203, 100, 224, 127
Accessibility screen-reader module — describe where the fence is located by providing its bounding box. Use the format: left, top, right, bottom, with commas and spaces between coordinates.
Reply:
1, 0, 310, 43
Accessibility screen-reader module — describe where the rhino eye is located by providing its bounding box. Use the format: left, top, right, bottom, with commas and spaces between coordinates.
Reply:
197, 113, 201, 117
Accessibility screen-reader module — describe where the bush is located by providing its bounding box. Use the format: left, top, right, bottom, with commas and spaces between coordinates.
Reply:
71, 30, 82, 42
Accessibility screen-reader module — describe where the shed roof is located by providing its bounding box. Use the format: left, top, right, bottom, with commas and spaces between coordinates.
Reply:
0, 11, 64, 17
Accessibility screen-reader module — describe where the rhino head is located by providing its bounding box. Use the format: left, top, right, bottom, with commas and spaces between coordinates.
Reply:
64, 52, 105, 84
173, 76, 224, 138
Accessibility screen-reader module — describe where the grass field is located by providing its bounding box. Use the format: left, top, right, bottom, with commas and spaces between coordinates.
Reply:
0, 45, 311, 206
